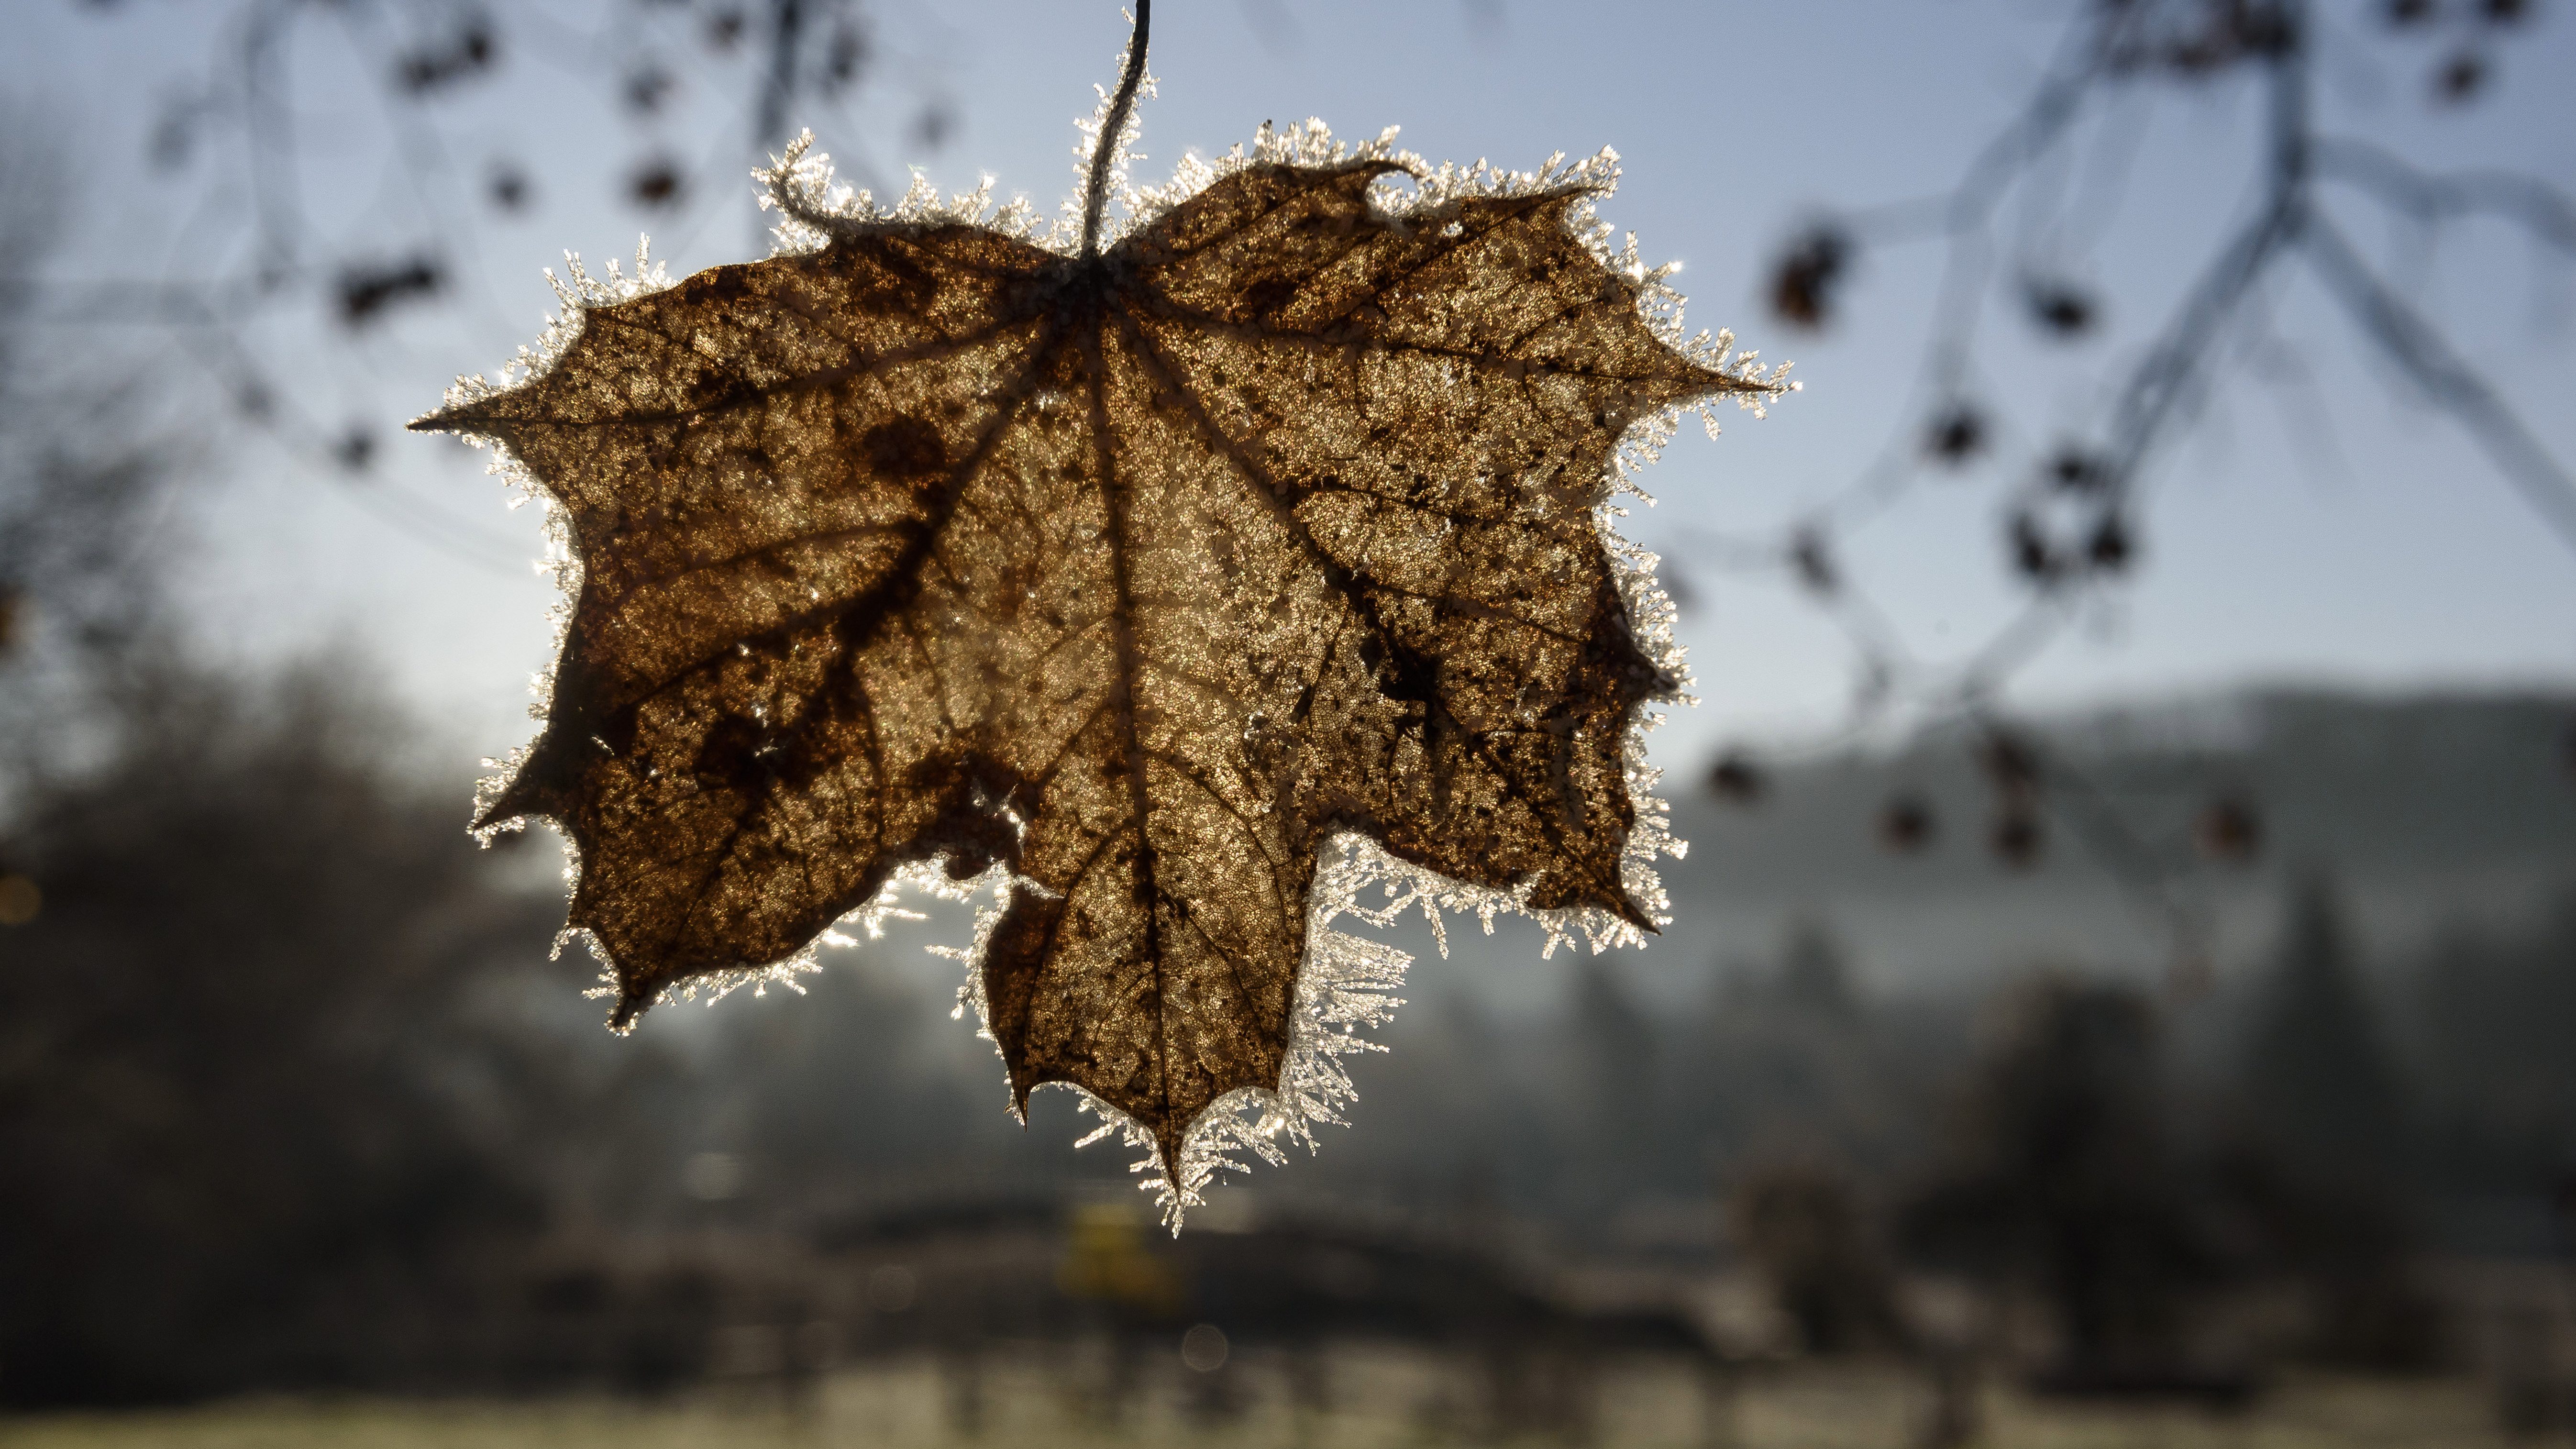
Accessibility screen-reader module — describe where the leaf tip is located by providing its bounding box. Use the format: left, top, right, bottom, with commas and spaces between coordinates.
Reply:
606, 986, 647, 1034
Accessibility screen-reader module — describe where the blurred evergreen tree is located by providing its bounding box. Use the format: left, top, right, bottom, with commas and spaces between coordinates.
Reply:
2224, 876, 2437, 1370
2410, 894, 2576, 1196
2239, 877, 2407, 1188
1901, 976, 2227, 1376
0, 663, 573, 1404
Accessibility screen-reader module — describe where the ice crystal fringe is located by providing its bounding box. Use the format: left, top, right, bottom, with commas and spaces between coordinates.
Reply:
426, 106, 1790, 1217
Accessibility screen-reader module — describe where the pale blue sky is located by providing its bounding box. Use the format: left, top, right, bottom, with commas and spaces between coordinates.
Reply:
13, 0, 2575, 771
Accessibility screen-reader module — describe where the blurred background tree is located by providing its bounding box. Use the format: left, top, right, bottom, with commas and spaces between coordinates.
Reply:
1898, 977, 2233, 1383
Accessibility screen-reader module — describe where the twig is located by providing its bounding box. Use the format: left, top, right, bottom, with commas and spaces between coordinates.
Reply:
2312, 136, 2576, 254
1081, 1, 1152, 261
2303, 215, 2576, 550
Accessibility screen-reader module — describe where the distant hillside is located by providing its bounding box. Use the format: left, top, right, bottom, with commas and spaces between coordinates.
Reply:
1364, 687, 2576, 1015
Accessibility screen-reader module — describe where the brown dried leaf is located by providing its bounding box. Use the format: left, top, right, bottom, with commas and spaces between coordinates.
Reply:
415, 114, 1782, 1204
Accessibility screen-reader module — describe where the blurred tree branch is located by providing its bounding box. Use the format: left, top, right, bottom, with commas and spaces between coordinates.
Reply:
1696, 0, 2576, 979
10, 0, 911, 574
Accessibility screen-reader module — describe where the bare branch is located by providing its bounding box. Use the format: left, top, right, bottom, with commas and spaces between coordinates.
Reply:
2303, 215, 2576, 551
2313, 136, 2576, 254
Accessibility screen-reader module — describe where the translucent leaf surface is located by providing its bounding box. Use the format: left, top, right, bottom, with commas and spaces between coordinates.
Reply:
416, 114, 1784, 1220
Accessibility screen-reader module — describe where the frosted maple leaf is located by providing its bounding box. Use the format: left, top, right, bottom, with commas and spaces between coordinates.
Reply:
414, 4, 1787, 1224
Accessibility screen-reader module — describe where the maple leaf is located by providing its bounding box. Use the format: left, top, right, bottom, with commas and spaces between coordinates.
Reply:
414, 7, 1786, 1220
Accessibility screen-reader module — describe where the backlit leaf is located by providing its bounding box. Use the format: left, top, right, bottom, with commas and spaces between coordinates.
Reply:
415, 60, 1785, 1220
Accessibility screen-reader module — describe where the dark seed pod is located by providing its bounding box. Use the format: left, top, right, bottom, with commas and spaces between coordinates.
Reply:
2434, 50, 2486, 102
1990, 806, 2044, 869
629, 157, 686, 209
396, 20, 499, 95
2008, 512, 2059, 584
1877, 794, 1935, 853
2025, 279, 2098, 337
2048, 448, 2105, 492
624, 65, 675, 115
1924, 406, 1986, 465
2194, 796, 2261, 862
337, 256, 444, 328
1978, 730, 2040, 796
1788, 528, 1838, 597
1769, 227, 1849, 329
914, 102, 957, 153
824, 22, 869, 89
1708, 752, 1765, 806
2086, 512, 2133, 573
487, 163, 530, 212
334, 426, 376, 474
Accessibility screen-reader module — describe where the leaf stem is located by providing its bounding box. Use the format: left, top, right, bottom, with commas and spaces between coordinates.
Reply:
1080, 0, 1150, 260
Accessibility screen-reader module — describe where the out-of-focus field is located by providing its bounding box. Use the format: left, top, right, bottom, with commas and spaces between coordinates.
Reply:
0, 1358, 2537, 1449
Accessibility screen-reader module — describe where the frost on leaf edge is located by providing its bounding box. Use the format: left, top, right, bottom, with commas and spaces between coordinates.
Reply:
422, 118, 1790, 1226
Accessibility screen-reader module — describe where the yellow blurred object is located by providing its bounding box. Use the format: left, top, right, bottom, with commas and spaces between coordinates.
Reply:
1055, 1202, 1182, 1315
0, 874, 39, 926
